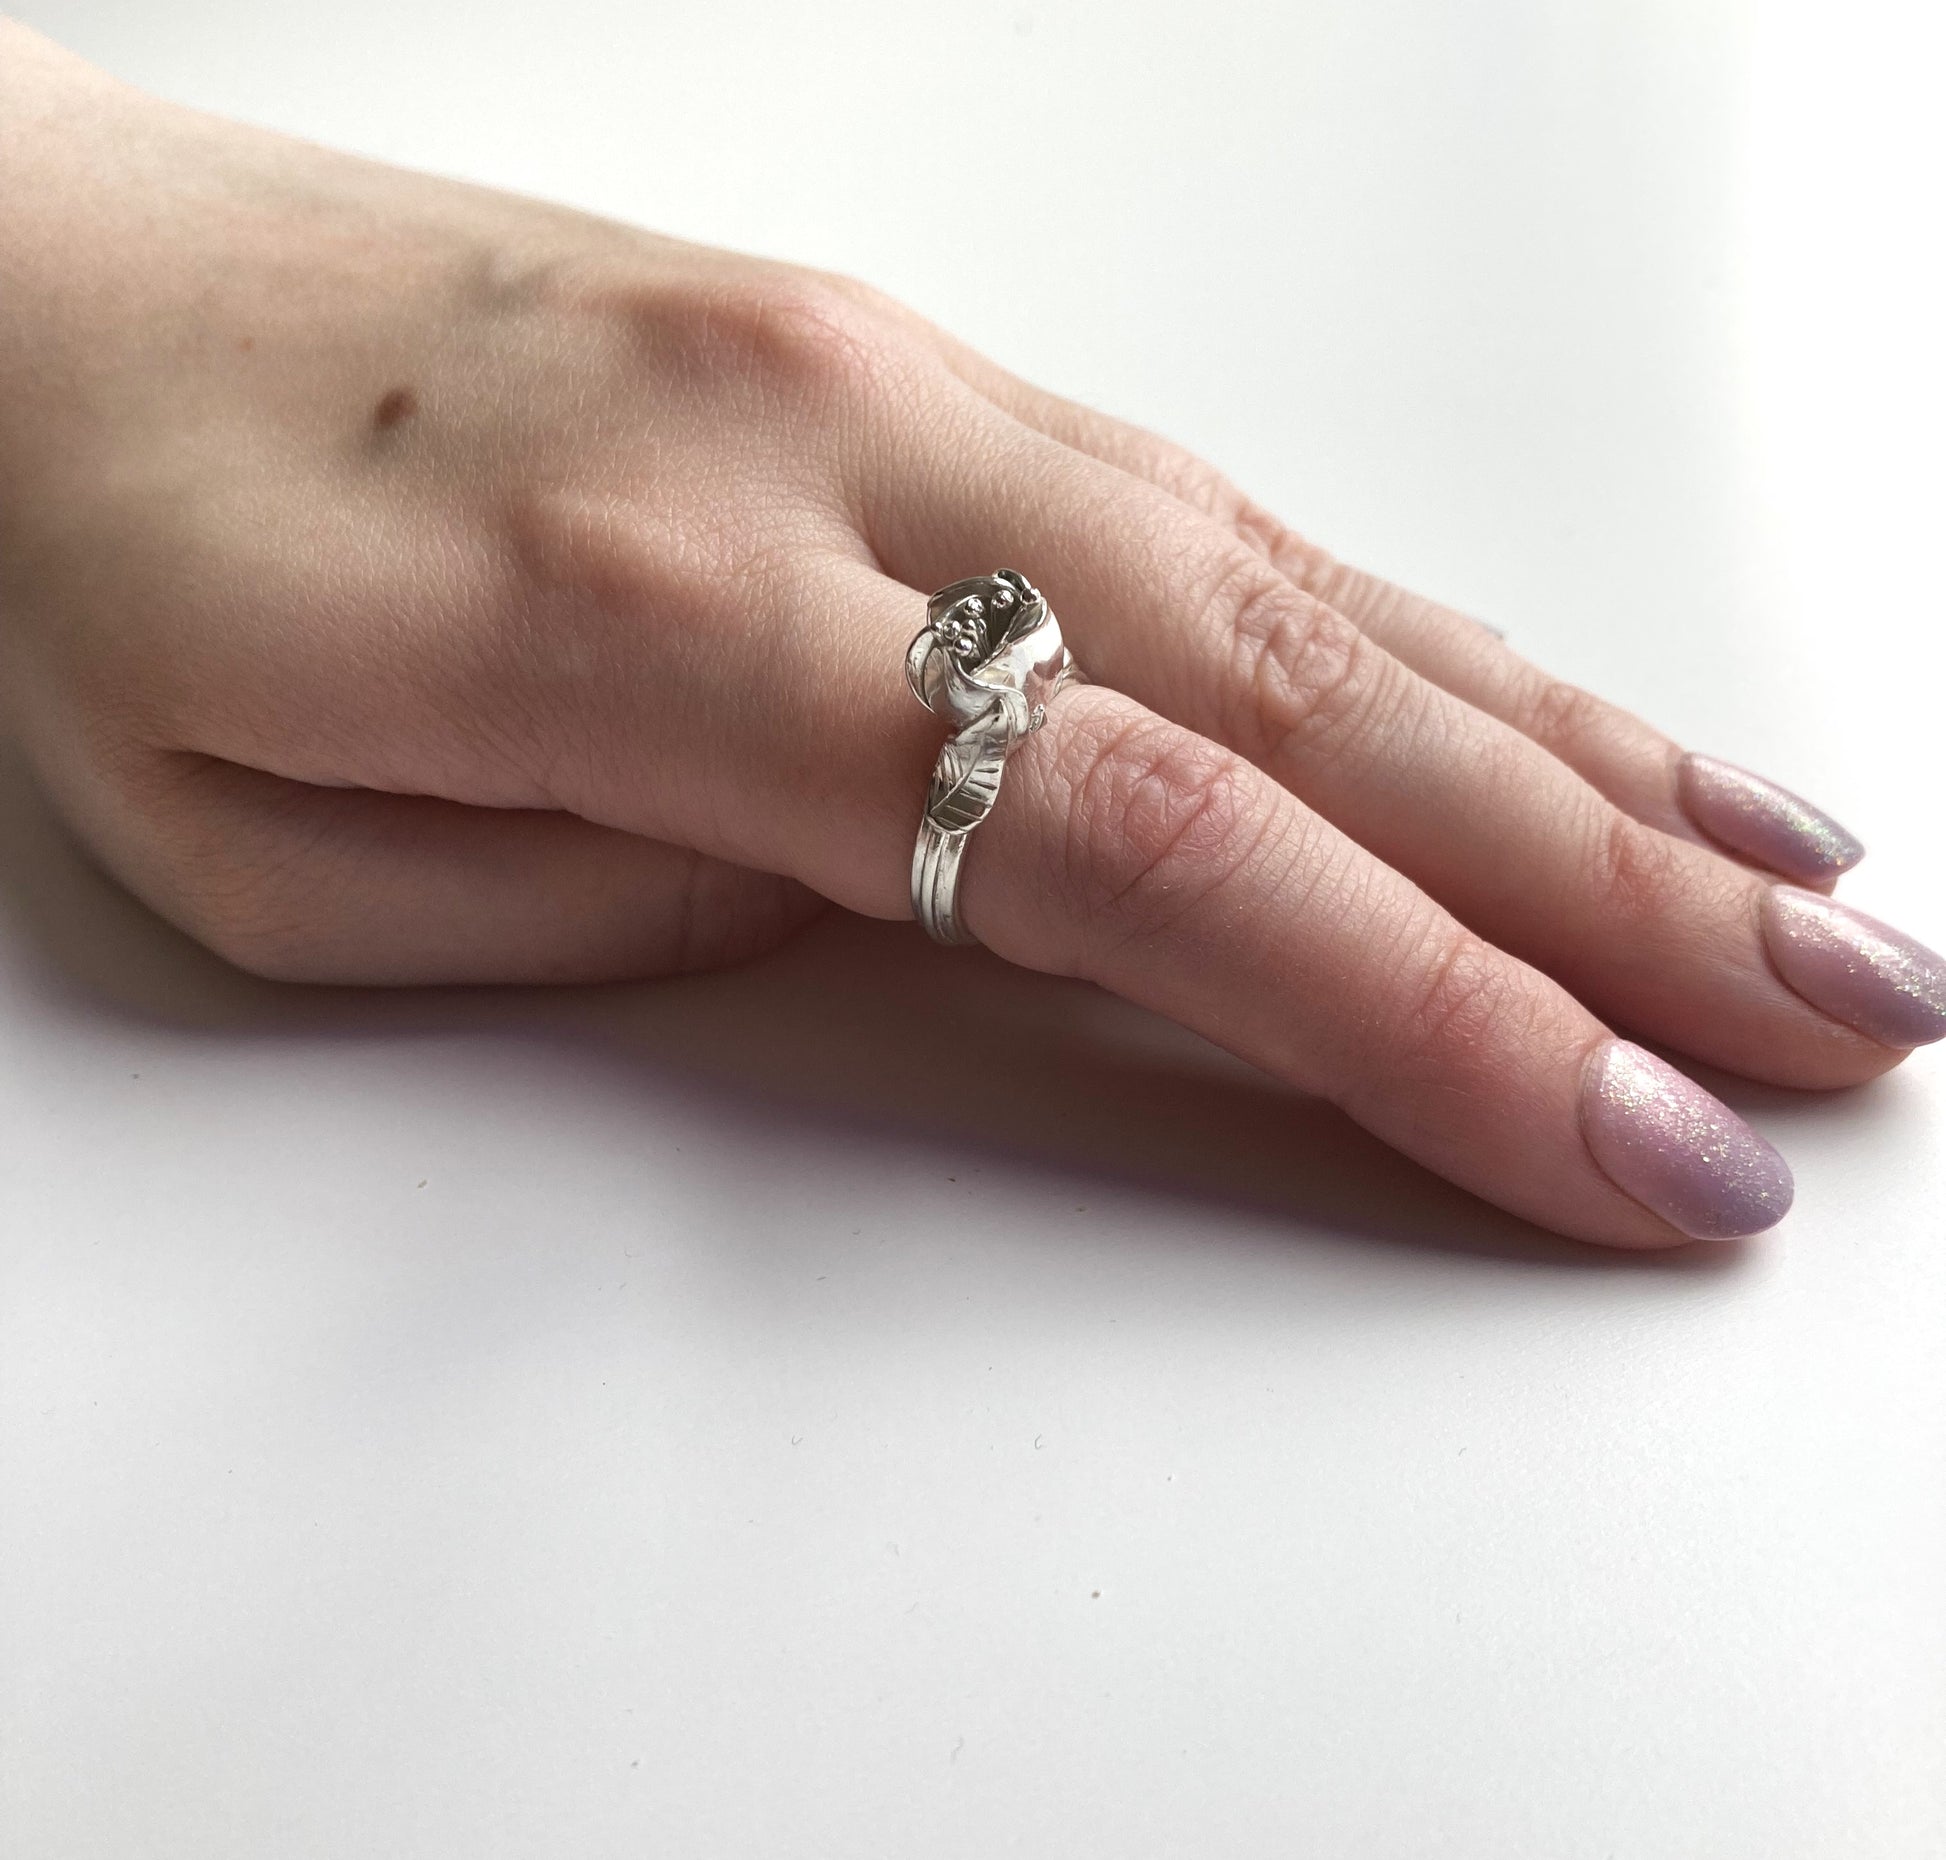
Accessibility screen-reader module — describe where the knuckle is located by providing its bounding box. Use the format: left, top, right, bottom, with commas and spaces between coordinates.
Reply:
1246, 530, 1387, 627
1211, 555, 1382, 767
801, 265, 907, 326
1516, 673, 1613, 762
1387, 926, 1523, 1075
506, 481, 688, 627
1057, 711, 1264, 943
657, 273, 888, 398
1143, 443, 1246, 524
1226, 492, 1331, 588
505, 474, 801, 619
544, 261, 899, 414
495, 481, 806, 808
1135, 453, 1337, 599
1587, 804, 1692, 923
1122, 445, 1330, 593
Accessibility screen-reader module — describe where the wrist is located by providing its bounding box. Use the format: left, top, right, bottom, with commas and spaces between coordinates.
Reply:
0, 29, 184, 521
0, 23, 115, 294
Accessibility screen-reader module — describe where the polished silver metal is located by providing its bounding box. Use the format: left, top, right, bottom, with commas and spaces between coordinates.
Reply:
907, 569, 1082, 946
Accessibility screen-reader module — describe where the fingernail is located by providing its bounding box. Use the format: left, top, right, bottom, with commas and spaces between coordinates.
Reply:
1580, 1038, 1794, 1240
1761, 887, 1946, 1048
1677, 753, 1864, 882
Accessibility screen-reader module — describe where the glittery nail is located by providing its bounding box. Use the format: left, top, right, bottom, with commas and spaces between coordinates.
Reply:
1580, 1039, 1794, 1240
1762, 887, 1946, 1048
1677, 754, 1864, 882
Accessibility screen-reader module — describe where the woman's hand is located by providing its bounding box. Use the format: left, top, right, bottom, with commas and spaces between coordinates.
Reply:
3, 25, 1941, 1248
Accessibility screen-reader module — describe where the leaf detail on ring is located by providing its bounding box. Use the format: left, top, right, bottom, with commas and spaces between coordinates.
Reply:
926, 730, 1007, 833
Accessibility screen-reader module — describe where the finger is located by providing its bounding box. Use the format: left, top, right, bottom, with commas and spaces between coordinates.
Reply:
164, 602, 1804, 1247
85, 752, 821, 985
106, 484, 953, 934
867, 420, 1926, 1086
486, 527, 1795, 1250
132, 483, 1931, 1094
908, 677, 1796, 1251
116, 484, 1798, 1250
923, 344, 1866, 887
156, 544, 1805, 1247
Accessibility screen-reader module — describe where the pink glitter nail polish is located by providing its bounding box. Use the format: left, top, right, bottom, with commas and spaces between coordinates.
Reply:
1580, 1039, 1794, 1240
1763, 887, 1946, 1048
1677, 754, 1864, 882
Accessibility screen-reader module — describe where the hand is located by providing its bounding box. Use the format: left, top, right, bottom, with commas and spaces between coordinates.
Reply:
3, 26, 1941, 1249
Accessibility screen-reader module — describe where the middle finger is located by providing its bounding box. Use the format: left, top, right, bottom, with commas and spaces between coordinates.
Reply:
868, 413, 1922, 1086
905, 320, 1867, 890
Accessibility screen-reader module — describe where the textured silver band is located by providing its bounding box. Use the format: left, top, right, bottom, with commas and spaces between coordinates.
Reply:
911, 815, 977, 945
905, 570, 1082, 949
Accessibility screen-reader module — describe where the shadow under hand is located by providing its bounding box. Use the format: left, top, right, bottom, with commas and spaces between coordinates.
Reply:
0, 751, 1714, 1272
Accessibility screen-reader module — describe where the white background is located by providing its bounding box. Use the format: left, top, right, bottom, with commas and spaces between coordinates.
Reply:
3, 3, 1943, 1855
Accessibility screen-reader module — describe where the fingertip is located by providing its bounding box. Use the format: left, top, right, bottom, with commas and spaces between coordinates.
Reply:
1677, 752, 1866, 885
1578, 1037, 1795, 1241
1761, 886, 1946, 1050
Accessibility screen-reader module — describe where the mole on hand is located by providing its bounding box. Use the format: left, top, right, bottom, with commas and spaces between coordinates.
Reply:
372, 385, 418, 431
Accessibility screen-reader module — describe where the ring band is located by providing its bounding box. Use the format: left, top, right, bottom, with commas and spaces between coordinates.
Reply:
906, 570, 1082, 948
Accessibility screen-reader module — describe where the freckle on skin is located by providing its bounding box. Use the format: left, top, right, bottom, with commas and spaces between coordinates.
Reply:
372, 385, 418, 431
235, 335, 254, 352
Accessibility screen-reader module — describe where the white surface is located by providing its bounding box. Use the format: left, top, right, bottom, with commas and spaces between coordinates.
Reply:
3, 4, 1944, 1856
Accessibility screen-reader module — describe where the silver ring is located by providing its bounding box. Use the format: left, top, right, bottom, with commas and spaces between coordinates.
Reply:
906, 569, 1083, 947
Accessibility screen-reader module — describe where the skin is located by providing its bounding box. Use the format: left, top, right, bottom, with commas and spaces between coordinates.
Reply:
0, 24, 1917, 1248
